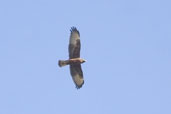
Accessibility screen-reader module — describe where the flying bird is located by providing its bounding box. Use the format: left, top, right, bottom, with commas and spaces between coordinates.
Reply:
58, 27, 86, 89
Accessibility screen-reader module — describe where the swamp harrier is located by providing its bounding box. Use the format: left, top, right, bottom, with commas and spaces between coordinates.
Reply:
58, 27, 86, 89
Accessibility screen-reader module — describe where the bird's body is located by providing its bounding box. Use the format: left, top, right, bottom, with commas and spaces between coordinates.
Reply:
58, 58, 85, 67
58, 27, 86, 89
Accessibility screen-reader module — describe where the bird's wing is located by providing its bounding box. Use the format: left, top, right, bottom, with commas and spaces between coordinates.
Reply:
69, 27, 81, 59
70, 64, 84, 89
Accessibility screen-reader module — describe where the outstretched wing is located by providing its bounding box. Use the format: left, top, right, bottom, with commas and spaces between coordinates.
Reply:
69, 27, 81, 59
70, 64, 84, 89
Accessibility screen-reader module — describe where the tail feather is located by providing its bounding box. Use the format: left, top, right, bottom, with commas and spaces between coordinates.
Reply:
58, 60, 69, 67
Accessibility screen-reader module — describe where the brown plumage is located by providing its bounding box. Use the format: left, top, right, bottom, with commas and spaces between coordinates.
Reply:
58, 27, 86, 89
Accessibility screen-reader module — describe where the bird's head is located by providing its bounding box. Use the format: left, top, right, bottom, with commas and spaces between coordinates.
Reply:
80, 59, 86, 63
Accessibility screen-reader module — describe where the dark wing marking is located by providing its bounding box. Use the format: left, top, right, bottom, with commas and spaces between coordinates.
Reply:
70, 64, 84, 89
69, 27, 81, 59
69, 40, 80, 58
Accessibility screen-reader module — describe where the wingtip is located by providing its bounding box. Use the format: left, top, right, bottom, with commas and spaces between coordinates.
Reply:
75, 80, 84, 89
70, 26, 80, 36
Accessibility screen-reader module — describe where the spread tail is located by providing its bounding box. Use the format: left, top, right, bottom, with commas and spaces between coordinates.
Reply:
58, 60, 69, 67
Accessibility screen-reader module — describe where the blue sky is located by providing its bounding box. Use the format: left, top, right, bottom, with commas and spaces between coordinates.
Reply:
0, 0, 171, 114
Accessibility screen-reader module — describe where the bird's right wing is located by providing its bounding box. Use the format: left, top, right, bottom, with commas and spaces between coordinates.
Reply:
68, 27, 81, 59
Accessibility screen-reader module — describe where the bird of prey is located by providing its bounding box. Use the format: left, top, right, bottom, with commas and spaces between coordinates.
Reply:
58, 27, 86, 89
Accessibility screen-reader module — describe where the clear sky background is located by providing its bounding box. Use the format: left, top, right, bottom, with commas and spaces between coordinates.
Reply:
0, 0, 171, 114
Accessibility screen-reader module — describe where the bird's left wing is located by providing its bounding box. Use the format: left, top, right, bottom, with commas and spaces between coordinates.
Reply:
70, 64, 84, 89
